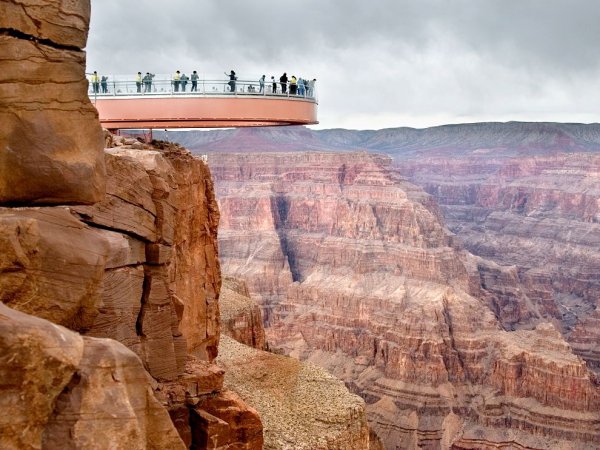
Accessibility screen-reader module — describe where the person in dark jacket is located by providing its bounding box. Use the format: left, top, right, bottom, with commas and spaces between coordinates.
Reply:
191, 71, 199, 91
100, 75, 108, 93
180, 73, 189, 92
280, 72, 288, 94
225, 70, 237, 92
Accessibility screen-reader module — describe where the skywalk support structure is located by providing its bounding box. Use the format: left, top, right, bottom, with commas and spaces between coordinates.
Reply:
90, 75, 318, 130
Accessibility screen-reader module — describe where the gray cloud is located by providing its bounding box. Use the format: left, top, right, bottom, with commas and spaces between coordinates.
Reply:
86, 0, 600, 129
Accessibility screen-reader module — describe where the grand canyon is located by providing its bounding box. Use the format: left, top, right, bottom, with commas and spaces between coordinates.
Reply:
2, 1, 600, 449
174, 125, 600, 449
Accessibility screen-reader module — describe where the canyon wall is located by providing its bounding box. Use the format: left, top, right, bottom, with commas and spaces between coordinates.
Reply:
397, 153, 600, 375
211, 151, 600, 449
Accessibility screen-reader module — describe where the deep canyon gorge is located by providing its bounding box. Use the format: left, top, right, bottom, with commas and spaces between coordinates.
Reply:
2, 1, 600, 449
190, 126, 600, 449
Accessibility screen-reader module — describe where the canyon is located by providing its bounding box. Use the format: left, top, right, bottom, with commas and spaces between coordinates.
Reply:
210, 150, 600, 449
0, 1, 371, 449
182, 125, 600, 382
3, 2, 600, 448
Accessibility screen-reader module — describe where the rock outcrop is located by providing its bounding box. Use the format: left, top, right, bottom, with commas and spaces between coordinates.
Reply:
220, 278, 267, 350
0, 302, 185, 450
75, 142, 221, 370
211, 151, 600, 449
1, 2, 265, 449
0, 0, 105, 205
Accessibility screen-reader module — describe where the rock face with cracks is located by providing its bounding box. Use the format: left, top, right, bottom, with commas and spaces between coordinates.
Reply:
0, 0, 105, 205
211, 151, 600, 450
0, 303, 185, 450
0, 0, 263, 448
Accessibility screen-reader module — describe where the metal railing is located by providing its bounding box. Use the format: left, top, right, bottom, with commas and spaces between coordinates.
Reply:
87, 73, 317, 101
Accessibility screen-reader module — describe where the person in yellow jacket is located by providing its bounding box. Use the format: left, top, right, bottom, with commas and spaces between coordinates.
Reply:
173, 70, 181, 92
135, 71, 142, 93
90, 71, 100, 93
290, 75, 297, 95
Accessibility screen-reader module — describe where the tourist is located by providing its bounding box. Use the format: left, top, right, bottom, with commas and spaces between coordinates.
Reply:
225, 70, 237, 93
143, 72, 154, 92
289, 75, 297, 95
90, 71, 100, 93
271, 76, 277, 94
191, 70, 199, 91
259, 75, 265, 93
135, 72, 142, 93
298, 78, 305, 96
280, 72, 288, 94
173, 71, 181, 92
180, 73, 189, 92
308, 78, 316, 97
100, 75, 108, 93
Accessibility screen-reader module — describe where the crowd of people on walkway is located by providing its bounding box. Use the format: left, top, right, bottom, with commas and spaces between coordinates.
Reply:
89, 70, 316, 97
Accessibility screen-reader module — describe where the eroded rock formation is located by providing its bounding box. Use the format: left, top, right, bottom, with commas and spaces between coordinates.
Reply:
211, 151, 600, 449
0, 0, 105, 205
0, 302, 185, 450
220, 278, 267, 350
397, 153, 600, 375
0, 0, 263, 443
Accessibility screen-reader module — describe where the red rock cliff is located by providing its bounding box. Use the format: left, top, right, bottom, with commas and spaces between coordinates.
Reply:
0, 1, 262, 448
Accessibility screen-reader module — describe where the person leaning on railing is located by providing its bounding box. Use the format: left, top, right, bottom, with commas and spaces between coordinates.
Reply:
173, 71, 181, 92
308, 78, 316, 97
181, 73, 189, 92
90, 71, 100, 93
101, 75, 108, 93
280, 72, 288, 93
135, 72, 143, 93
191, 71, 199, 91
225, 70, 237, 92
271, 75, 277, 93
143, 73, 154, 92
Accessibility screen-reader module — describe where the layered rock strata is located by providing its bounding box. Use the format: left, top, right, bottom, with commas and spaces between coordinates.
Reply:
211, 151, 600, 449
0, 1, 264, 448
220, 278, 267, 350
398, 153, 600, 374
0, 0, 105, 204
0, 137, 260, 448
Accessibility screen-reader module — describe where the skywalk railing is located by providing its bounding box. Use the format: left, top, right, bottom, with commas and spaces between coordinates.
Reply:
87, 74, 317, 101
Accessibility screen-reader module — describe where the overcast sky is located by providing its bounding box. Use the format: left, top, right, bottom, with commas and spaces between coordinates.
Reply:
86, 0, 600, 130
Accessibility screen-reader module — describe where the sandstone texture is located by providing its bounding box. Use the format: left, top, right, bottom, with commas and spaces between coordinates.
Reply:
0, 302, 185, 450
0, 138, 258, 449
211, 151, 600, 449
0, 0, 105, 204
218, 335, 370, 450
75, 140, 221, 367
220, 277, 267, 350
